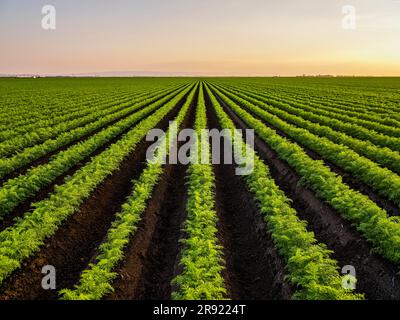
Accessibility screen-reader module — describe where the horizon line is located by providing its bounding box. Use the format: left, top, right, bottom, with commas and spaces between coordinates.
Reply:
2, 72, 400, 78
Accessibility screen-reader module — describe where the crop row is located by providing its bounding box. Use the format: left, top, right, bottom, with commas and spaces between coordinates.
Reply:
0, 84, 194, 284
0, 88, 121, 128
0, 90, 103, 125
220, 79, 400, 119
261, 80, 400, 112
59, 84, 199, 300
171, 84, 227, 300
0, 85, 190, 217
0, 90, 135, 137
222, 83, 400, 138
0, 82, 184, 136
0, 85, 187, 158
0, 79, 178, 126
217, 84, 400, 153
0, 85, 187, 180
209, 84, 400, 265
0, 87, 172, 141
221, 85, 400, 176
221, 82, 400, 128
205, 84, 361, 300
214, 85, 400, 207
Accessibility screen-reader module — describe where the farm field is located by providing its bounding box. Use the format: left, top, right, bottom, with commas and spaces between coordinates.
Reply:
0, 76, 400, 300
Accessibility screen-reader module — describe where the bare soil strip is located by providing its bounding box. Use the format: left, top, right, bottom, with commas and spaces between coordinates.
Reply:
205, 88, 292, 300
0, 88, 182, 185
106, 89, 198, 300
0, 90, 184, 232
229, 92, 400, 216
106, 162, 188, 300
211, 87, 400, 300
0, 92, 190, 300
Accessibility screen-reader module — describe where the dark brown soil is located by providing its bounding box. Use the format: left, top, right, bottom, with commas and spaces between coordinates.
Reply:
106, 162, 187, 300
0, 86, 185, 185
0, 90, 190, 300
0, 87, 187, 232
217, 85, 400, 217
205, 86, 292, 300
209, 84, 400, 300
106, 89, 197, 300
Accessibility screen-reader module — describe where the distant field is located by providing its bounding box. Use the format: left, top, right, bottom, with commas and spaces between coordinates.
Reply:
0, 77, 400, 300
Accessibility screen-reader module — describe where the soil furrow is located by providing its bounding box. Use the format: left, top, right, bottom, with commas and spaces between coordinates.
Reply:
0, 87, 183, 185
0, 91, 190, 300
210, 86, 400, 300
106, 89, 197, 300
221, 88, 400, 216
0, 90, 184, 232
205, 86, 292, 300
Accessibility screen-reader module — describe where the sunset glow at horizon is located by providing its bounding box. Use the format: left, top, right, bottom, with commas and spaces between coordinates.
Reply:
1, 0, 400, 76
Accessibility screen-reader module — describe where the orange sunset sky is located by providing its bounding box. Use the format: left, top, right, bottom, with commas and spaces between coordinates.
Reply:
1, 0, 400, 76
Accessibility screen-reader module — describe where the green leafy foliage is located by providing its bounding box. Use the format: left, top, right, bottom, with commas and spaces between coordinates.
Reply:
214, 85, 400, 207
0, 84, 195, 285
205, 84, 362, 300
209, 84, 400, 265
0, 85, 188, 217
0, 85, 186, 179
58, 84, 198, 300
172, 84, 227, 300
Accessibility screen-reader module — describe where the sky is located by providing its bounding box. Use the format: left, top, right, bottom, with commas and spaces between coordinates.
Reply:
1, 0, 400, 76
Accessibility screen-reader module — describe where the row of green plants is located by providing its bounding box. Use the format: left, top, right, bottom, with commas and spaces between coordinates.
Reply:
0, 79, 173, 128
0, 89, 106, 127
221, 83, 400, 152
278, 85, 400, 117
0, 85, 186, 158
0, 85, 187, 179
227, 79, 400, 117
0, 88, 156, 141
0, 90, 124, 132
223, 82, 400, 140
0, 90, 137, 139
209, 85, 400, 265
221, 82, 400, 128
59, 84, 198, 300
275, 91, 400, 128
222, 85, 400, 176
270, 78, 400, 111
205, 84, 362, 300
171, 84, 227, 300
0, 85, 189, 217
215, 85, 400, 208
239, 83, 400, 136
0, 82, 185, 137
220, 79, 400, 121
0, 89, 139, 155
0, 84, 194, 285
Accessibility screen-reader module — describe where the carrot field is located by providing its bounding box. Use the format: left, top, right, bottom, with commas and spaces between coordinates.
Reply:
1, 77, 400, 300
